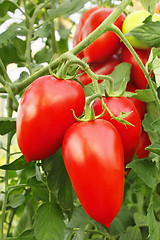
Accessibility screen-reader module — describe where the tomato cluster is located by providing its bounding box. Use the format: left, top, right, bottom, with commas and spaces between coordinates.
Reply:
16, 6, 152, 230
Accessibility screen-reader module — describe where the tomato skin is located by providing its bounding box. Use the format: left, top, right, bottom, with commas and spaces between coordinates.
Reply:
16, 75, 85, 162
79, 55, 121, 85
62, 119, 124, 228
73, 7, 100, 58
121, 46, 151, 89
93, 96, 142, 166
126, 82, 147, 121
136, 130, 151, 159
82, 8, 125, 63
155, 1, 160, 14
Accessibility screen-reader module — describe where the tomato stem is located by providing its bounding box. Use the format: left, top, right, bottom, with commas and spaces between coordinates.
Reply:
0, 97, 13, 239
0, 0, 132, 94
110, 24, 160, 112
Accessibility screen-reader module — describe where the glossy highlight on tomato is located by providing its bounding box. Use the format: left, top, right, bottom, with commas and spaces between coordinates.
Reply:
79, 55, 121, 85
16, 75, 85, 162
82, 8, 125, 63
62, 119, 124, 228
121, 46, 151, 89
93, 96, 142, 166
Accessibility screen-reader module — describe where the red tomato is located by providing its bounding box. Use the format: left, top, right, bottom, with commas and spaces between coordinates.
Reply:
93, 96, 142, 166
62, 119, 124, 228
73, 7, 100, 58
121, 46, 151, 89
136, 130, 151, 159
82, 8, 125, 63
126, 82, 147, 121
16, 75, 85, 162
79, 55, 121, 85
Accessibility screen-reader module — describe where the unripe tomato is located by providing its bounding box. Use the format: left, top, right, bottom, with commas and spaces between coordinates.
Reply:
62, 119, 124, 228
122, 10, 160, 49
73, 7, 100, 58
136, 130, 151, 159
82, 8, 125, 63
126, 82, 147, 121
93, 96, 142, 166
16, 75, 85, 162
121, 46, 151, 89
79, 55, 121, 85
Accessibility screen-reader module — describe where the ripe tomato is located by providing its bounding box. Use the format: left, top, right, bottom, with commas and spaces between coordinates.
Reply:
73, 7, 100, 58
136, 130, 151, 159
121, 46, 151, 89
62, 119, 124, 228
122, 10, 160, 49
93, 96, 142, 166
82, 8, 125, 63
126, 82, 147, 121
78, 55, 121, 85
16, 75, 85, 162
155, 1, 160, 14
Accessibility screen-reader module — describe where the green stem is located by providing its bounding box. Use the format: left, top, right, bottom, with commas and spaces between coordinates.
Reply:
0, 98, 13, 239
110, 24, 160, 112
0, 59, 12, 83
70, 0, 131, 56
0, 0, 131, 95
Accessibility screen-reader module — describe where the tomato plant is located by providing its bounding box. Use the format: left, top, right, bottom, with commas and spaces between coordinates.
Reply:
126, 82, 147, 121
62, 119, 124, 228
93, 96, 142, 166
121, 46, 151, 89
82, 8, 125, 63
16, 75, 85, 162
78, 55, 121, 85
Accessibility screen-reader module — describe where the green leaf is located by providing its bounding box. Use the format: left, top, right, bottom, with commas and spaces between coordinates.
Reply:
146, 141, 160, 155
27, 176, 49, 202
0, 41, 25, 65
147, 203, 160, 240
8, 193, 25, 208
0, 155, 29, 170
0, 0, 16, 18
0, 117, 16, 135
109, 62, 131, 91
152, 57, 160, 87
134, 212, 148, 227
34, 46, 53, 64
140, 0, 158, 14
33, 202, 66, 240
34, 23, 51, 38
58, 166, 73, 211
124, 89, 155, 102
109, 206, 134, 235
119, 226, 142, 240
67, 207, 90, 228
127, 159, 159, 188
47, 0, 88, 18
127, 21, 160, 48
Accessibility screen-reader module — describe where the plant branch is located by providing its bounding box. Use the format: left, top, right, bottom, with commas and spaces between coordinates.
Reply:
0, 0, 131, 95
110, 24, 160, 112
0, 98, 13, 239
